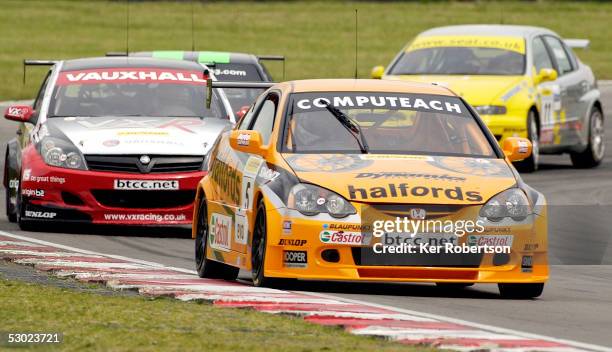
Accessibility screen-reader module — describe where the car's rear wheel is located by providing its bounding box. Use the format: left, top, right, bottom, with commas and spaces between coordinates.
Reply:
16, 180, 38, 231
570, 108, 605, 168
4, 152, 17, 223
252, 200, 281, 287
194, 197, 239, 280
498, 283, 544, 299
514, 110, 539, 173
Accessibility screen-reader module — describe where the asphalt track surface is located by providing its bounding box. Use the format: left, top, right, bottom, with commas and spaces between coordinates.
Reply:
1, 86, 612, 348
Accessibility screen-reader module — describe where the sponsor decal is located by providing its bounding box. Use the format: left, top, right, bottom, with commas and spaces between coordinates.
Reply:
355, 172, 465, 182
467, 235, 513, 247
428, 157, 512, 178
319, 230, 369, 245
283, 250, 307, 268
21, 189, 45, 198
7, 106, 28, 117
209, 148, 241, 205
25, 210, 56, 219
278, 239, 307, 246
8, 179, 19, 190
258, 166, 280, 182
76, 118, 204, 134
22, 169, 31, 181
234, 214, 248, 245
382, 233, 458, 247
113, 179, 179, 190
524, 243, 539, 251
209, 213, 232, 252
295, 93, 464, 115
282, 220, 292, 234
285, 154, 373, 172
103, 139, 120, 147
406, 35, 526, 54
240, 176, 254, 210
359, 155, 434, 161
117, 131, 169, 136
348, 183, 482, 202
243, 157, 263, 178
517, 140, 530, 154
237, 133, 251, 146
57, 68, 207, 85
103, 213, 186, 222
521, 255, 533, 272
212, 68, 247, 77
323, 223, 371, 231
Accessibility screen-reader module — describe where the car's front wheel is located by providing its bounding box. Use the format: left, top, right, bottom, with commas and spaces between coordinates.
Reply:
570, 108, 605, 168
252, 200, 281, 287
194, 197, 239, 280
498, 283, 544, 299
514, 110, 539, 173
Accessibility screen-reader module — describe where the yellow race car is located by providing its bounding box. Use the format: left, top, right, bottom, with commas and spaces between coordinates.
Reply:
372, 25, 604, 172
193, 79, 548, 298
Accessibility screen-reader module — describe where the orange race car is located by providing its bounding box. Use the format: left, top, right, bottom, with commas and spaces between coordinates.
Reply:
192, 79, 548, 298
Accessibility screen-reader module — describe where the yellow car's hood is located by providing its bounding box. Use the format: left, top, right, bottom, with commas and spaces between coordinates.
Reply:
385, 75, 524, 106
283, 154, 516, 205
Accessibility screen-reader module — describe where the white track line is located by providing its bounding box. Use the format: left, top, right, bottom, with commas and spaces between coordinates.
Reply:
1, 230, 610, 352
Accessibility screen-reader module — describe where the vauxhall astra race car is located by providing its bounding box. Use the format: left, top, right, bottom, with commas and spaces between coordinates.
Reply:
3, 56, 235, 230
372, 25, 604, 172
127, 50, 283, 115
193, 79, 548, 298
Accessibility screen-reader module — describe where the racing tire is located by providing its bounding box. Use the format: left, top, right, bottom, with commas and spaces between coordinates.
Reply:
16, 181, 39, 232
498, 283, 544, 299
194, 197, 239, 280
251, 201, 283, 287
5, 186, 16, 223
514, 110, 539, 173
570, 108, 605, 168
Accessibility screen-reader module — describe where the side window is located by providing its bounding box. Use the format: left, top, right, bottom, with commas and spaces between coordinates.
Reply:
544, 36, 573, 75
31, 71, 52, 123
532, 37, 554, 72
237, 103, 257, 130
250, 93, 278, 145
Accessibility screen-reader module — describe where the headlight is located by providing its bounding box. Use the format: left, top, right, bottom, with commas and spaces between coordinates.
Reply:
474, 105, 507, 115
288, 183, 356, 218
38, 137, 87, 170
479, 188, 532, 222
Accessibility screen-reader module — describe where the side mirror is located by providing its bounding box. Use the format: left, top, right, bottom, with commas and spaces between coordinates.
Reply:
503, 137, 532, 162
535, 68, 558, 84
4, 105, 34, 122
235, 105, 250, 120
370, 66, 385, 79
229, 130, 268, 156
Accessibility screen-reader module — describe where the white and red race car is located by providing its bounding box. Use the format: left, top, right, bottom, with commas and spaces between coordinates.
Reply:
3, 57, 235, 229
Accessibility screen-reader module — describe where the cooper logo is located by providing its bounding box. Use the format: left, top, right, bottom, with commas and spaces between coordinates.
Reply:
237, 133, 251, 146
283, 250, 307, 268
113, 180, 179, 190
410, 208, 426, 220
209, 213, 231, 252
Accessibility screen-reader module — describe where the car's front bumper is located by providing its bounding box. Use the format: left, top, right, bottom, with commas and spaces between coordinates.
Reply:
20, 149, 205, 225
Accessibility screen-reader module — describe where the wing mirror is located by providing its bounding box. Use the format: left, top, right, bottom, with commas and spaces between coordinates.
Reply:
536, 68, 558, 84
370, 66, 385, 79
4, 105, 34, 122
229, 130, 268, 156
503, 137, 532, 162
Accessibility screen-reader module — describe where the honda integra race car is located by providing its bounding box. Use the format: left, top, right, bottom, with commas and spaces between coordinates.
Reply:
372, 25, 604, 172
4, 57, 235, 229
193, 79, 549, 298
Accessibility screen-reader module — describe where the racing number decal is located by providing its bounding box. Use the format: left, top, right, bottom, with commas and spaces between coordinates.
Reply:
240, 156, 263, 211
234, 214, 248, 245
538, 84, 561, 144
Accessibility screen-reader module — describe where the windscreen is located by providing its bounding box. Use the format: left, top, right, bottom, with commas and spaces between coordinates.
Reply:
48, 68, 227, 119
389, 36, 526, 75
284, 92, 496, 157
210, 63, 266, 112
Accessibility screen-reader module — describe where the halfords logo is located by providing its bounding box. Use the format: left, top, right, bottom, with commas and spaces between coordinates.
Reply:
113, 179, 179, 190
347, 183, 482, 202
209, 213, 232, 252
319, 230, 369, 245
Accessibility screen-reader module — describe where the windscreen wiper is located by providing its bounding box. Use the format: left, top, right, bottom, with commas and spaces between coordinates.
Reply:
320, 101, 369, 153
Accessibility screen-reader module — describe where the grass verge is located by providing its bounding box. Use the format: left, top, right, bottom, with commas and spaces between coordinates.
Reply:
0, 1, 611, 101
0, 275, 426, 351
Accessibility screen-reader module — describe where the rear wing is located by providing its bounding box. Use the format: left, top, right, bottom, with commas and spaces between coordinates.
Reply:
23, 59, 57, 84
206, 80, 276, 108
564, 39, 590, 49
257, 55, 285, 80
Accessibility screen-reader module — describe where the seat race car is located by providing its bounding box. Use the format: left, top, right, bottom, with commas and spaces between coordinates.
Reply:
127, 50, 283, 116
192, 78, 548, 298
3, 56, 235, 230
372, 25, 604, 172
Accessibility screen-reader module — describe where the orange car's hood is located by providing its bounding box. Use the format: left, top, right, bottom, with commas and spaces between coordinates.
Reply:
283, 154, 516, 205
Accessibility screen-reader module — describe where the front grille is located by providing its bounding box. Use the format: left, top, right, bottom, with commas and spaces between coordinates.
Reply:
91, 190, 196, 209
85, 155, 204, 174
